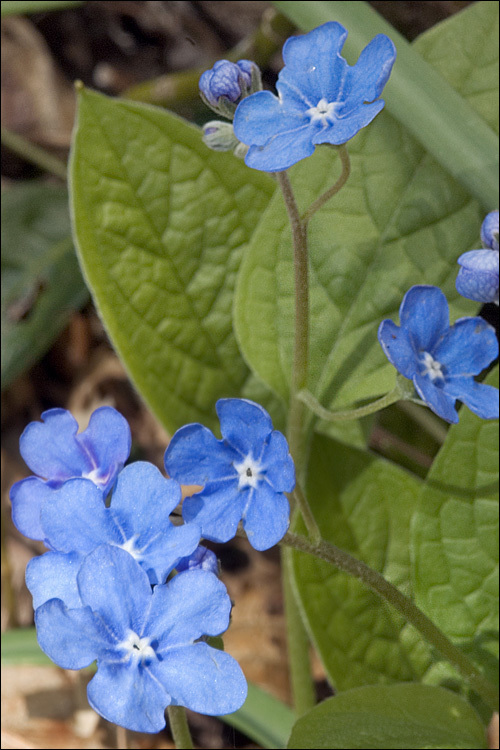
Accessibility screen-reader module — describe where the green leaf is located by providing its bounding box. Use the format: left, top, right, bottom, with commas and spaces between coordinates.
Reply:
1, 627, 51, 666
70, 87, 275, 433
1, 0, 83, 15
222, 682, 296, 750
291, 433, 431, 689
412, 368, 499, 680
1, 182, 88, 389
287, 684, 487, 749
235, 1, 497, 409
272, 0, 499, 209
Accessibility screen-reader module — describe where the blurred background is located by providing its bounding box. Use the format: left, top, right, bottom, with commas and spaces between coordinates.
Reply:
1, 2, 475, 748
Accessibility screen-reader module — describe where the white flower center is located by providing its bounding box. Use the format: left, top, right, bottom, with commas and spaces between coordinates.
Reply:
82, 467, 108, 488
119, 535, 143, 561
306, 98, 339, 125
118, 630, 156, 664
420, 351, 445, 382
234, 454, 263, 490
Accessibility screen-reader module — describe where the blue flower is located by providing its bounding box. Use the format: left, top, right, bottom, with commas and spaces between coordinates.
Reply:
35, 545, 247, 733
200, 60, 253, 107
378, 285, 499, 423
233, 22, 396, 172
456, 211, 499, 304
164, 399, 295, 551
10, 407, 131, 540
26, 462, 201, 609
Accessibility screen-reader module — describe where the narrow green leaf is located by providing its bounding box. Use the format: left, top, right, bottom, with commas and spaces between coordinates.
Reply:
287, 684, 487, 749
1, 182, 88, 389
222, 682, 296, 750
273, 0, 498, 210
291, 433, 431, 689
70, 87, 275, 433
235, 1, 495, 410
412, 368, 499, 681
1, 0, 83, 15
1, 627, 51, 666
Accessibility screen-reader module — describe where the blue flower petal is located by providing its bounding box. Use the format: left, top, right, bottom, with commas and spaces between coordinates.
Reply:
377, 319, 418, 379
40, 478, 113, 553
148, 569, 232, 644
399, 285, 449, 352
76, 406, 131, 494
261, 431, 295, 492
242, 482, 290, 551
26, 551, 83, 609
244, 126, 316, 172
87, 661, 170, 734
136, 522, 201, 585
217, 398, 273, 457
313, 100, 385, 146
279, 22, 349, 104
176, 545, 219, 575
77, 546, 152, 638
152, 642, 247, 716
339, 34, 396, 113
234, 91, 306, 146
182, 481, 245, 544
35, 598, 106, 669
20, 409, 89, 481
434, 317, 498, 376
10, 476, 52, 540
445, 379, 499, 420
413, 374, 459, 423
165, 423, 238, 484
480, 210, 499, 251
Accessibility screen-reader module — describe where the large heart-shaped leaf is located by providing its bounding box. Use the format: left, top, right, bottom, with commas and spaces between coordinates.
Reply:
291, 433, 430, 689
287, 684, 486, 749
70, 87, 275, 433
412, 368, 499, 682
234, 1, 498, 410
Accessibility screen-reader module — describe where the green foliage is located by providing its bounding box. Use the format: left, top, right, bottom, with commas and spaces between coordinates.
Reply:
412, 368, 499, 682
70, 88, 275, 433
1, 0, 83, 15
287, 684, 487, 749
223, 682, 296, 750
291, 433, 431, 689
1, 182, 88, 389
235, 1, 498, 410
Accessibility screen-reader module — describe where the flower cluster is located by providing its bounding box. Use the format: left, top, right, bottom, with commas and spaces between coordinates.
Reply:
11, 399, 294, 732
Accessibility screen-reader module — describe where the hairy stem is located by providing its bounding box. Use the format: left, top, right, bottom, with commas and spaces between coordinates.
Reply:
298, 386, 402, 422
282, 531, 499, 712
301, 145, 350, 226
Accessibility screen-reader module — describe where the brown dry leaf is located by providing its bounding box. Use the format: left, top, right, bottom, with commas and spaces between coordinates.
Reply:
1, 16, 75, 151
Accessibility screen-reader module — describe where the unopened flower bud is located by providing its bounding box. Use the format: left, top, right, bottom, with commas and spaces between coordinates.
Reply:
199, 59, 261, 119
202, 121, 239, 152
480, 209, 499, 252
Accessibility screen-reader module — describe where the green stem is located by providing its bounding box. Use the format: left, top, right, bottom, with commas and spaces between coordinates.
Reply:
282, 547, 316, 715
292, 485, 321, 545
281, 531, 499, 712
298, 386, 402, 422
276, 170, 309, 475
1, 125, 67, 180
167, 706, 194, 750
301, 145, 351, 226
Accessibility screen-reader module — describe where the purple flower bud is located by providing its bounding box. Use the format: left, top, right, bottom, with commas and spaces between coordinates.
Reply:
199, 59, 254, 108
480, 209, 499, 251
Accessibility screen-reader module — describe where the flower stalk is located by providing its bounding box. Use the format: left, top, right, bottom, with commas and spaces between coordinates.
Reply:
301, 145, 351, 226
167, 706, 194, 750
